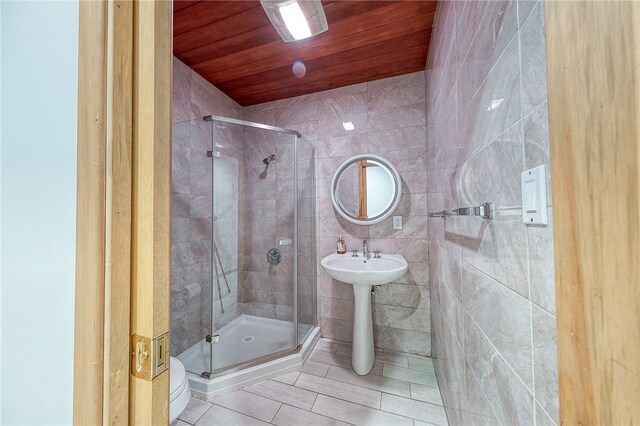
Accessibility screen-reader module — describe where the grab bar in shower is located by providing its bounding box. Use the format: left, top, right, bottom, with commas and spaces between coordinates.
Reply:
428, 202, 494, 220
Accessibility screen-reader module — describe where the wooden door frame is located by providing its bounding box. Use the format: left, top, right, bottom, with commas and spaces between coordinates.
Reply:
545, 2, 640, 424
73, 0, 172, 424
72, 0, 640, 424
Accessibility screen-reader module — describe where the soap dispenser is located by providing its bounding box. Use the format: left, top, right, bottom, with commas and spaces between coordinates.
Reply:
336, 235, 346, 254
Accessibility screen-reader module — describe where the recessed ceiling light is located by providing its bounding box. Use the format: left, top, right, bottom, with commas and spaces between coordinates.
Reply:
260, 0, 329, 43
487, 99, 504, 111
343, 121, 355, 131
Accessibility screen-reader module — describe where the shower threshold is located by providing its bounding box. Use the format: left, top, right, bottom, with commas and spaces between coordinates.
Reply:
177, 315, 320, 398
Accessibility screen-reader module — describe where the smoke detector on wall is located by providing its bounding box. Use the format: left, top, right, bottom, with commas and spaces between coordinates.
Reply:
260, 0, 329, 42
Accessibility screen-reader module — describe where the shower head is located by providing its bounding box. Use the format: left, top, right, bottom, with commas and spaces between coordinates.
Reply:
263, 154, 276, 165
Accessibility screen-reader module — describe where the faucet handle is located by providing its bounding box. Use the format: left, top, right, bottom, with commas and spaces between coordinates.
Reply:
351, 249, 359, 257
373, 250, 381, 259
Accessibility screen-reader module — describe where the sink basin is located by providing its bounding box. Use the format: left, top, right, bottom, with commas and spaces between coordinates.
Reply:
320, 253, 408, 286
320, 253, 408, 375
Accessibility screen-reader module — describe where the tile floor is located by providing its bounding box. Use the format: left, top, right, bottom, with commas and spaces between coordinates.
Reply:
175, 338, 448, 426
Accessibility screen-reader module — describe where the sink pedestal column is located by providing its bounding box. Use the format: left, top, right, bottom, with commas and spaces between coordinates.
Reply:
352, 285, 375, 375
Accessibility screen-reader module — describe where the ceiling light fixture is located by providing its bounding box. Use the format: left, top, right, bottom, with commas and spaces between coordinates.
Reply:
343, 121, 355, 131
261, 0, 329, 43
487, 99, 504, 111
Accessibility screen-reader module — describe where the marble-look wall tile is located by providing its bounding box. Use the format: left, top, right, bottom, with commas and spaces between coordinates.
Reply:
171, 58, 244, 356
367, 73, 425, 110
528, 208, 555, 314
368, 103, 426, 132
456, 0, 518, 109
520, 1, 548, 117
373, 326, 429, 356
257, 70, 430, 355
463, 360, 499, 425
532, 305, 559, 423
427, 1, 555, 423
372, 304, 429, 332
458, 37, 522, 162
464, 315, 534, 425
523, 101, 552, 202
463, 264, 533, 388
173, 57, 192, 123
372, 283, 429, 310
321, 317, 354, 342
536, 401, 557, 426
518, 0, 537, 26
458, 213, 529, 297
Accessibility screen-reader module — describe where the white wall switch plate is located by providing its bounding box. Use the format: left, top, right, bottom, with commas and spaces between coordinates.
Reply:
392, 216, 403, 230
521, 165, 548, 225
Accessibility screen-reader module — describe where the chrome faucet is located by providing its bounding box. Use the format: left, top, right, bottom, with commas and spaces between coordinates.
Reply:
362, 240, 370, 259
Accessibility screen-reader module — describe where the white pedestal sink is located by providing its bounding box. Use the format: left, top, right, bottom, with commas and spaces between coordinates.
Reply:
320, 253, 408, 375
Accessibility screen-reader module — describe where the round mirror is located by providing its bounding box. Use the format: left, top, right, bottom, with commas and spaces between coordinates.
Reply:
331, 154, 402, 225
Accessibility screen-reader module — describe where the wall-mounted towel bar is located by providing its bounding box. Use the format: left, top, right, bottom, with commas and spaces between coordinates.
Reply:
428, 202, 494, 220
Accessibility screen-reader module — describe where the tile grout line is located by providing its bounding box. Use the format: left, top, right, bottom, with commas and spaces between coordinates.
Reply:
269, 403, 284, 425
433, 298, 503, 425
294, 373, 411, 414
192, 400, 214, 425
379, 389, 445, 409
208, 402, 276, 425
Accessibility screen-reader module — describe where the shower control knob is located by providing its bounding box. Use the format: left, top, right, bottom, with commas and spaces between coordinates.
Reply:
267, 248, 282, 265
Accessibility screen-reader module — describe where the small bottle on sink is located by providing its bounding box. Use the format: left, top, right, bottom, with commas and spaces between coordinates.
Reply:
336, 235, 346, 254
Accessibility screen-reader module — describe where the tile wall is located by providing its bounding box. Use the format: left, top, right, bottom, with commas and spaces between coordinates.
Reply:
238, 122, 303, 324
425, 1, 558, 425
171, 58, 244, 355
172, 57, 315, 355
246, 72, 432, 356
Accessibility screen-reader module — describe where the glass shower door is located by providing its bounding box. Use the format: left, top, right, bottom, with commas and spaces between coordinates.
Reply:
296, 136, 316, 344
207, 116, 299, 375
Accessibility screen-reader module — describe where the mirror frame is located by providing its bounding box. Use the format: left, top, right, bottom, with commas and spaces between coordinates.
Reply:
330, 154, 402, 225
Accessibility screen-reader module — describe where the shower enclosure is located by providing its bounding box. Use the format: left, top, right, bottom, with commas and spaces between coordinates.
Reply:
171, 114, 317, 384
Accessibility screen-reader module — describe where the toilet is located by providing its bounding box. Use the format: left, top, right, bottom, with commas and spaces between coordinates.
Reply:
170, 357, 192, 423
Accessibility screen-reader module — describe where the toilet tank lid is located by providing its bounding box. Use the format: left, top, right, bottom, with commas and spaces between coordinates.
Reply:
170, 357, 186, 393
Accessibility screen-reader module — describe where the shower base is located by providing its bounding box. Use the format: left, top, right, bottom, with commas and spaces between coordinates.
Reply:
178, 314, 319, 398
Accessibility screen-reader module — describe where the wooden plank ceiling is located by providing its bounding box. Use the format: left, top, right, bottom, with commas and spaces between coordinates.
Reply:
173, 0, 437, 106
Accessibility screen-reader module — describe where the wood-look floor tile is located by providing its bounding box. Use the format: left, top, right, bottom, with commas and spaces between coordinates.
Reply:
381, 394, 448, 425
335, 344, 352, 357
272, 370, 300, 385
408, 356, 435, 373
310, 349, 383, 375
316, 339, 340, 353
272, 404, 351, 426
325, 365, 411, 397
374, 351, 410, 368
301, 359, 330, 377
383, 364, 438, 387
312, 394, 414, 426
245, 379, 317, 410
211, 390, 281, 423
178, 397, 212, 424
410, 383, 443, 405
295, 372, 381, 409
196, 404, 270, 426
414, 420, 437, 426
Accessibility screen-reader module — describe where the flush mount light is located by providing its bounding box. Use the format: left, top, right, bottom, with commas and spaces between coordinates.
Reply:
487, 99, 504, 111
342, 121, 355, 131
260, 0, 329, 43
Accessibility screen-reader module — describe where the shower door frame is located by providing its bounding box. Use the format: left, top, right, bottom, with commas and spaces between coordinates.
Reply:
203, 115, 308, 376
